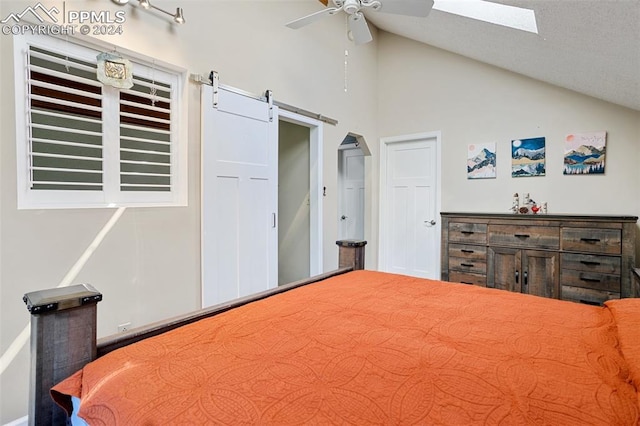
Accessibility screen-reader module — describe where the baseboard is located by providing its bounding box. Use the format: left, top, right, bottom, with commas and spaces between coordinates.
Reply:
3, 415, 28, 426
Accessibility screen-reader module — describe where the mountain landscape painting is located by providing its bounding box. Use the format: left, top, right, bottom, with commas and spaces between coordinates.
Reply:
564, 131, 606, 175
468, 142, 496, 179
511, 137, 545, 177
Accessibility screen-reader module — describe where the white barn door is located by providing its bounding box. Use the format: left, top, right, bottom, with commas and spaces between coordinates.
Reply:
201, 85, 278, 307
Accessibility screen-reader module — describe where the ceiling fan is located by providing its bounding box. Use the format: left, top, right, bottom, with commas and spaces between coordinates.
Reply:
286, 0, 537, 45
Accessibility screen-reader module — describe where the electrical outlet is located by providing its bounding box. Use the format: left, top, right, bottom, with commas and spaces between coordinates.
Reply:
117, 322, 131, 333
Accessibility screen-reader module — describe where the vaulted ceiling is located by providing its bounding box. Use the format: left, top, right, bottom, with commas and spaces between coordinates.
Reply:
362, 0, 640, 111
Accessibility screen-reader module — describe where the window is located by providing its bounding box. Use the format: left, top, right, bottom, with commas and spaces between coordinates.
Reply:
13, 34, 187, 209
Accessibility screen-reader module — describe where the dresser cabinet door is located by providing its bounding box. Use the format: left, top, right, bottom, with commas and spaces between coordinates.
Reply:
522, 250, 559, 299
488, 248, 558, 297
488, 247, 521, 293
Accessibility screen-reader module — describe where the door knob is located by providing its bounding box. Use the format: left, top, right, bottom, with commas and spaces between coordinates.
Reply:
341, 215, 348, 220
425, 220, 436, 225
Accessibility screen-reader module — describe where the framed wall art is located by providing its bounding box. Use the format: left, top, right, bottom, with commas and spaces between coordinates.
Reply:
512, 137, 545, 177
563, 131, 606, 175
467, 142, 496, 179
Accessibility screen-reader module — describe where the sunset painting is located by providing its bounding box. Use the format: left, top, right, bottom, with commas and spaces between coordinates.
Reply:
564, 131, 606, 175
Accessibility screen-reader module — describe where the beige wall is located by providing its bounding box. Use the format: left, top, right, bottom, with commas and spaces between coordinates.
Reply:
1, 2, 639, 423
0, 0, 379, 422
377, 32, 640, 249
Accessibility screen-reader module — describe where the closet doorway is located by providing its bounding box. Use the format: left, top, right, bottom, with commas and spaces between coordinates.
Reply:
278, 111, 323, 285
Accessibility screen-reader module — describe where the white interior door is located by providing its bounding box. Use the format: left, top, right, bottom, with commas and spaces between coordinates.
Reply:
339, 147, 365, 240
201, 85, 278, 307
380, 133, 440, 279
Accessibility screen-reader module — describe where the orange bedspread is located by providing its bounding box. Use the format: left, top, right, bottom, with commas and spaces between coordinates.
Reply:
52, 270, 640, 425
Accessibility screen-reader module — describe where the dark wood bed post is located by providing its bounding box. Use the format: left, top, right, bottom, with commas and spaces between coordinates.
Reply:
336, 239, 367, 270
23, 284, 102, 426
22, 244, 364, 424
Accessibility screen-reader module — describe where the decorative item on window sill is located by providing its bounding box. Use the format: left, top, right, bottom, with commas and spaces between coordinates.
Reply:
97, 52, 133, 89
111, 0, 185, 24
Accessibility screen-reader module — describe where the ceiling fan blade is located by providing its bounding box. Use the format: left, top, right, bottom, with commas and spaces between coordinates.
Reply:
348, 13, 373, 45
286, 7, 341, 29
433, 0, 538, 34
374, 0, 434, 17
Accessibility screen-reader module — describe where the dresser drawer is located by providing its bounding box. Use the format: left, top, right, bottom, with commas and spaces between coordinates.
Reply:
449, 257, 486, 274
561, 269, 620, 293
449, 271, 487, 287
449, 222, 487, 244
560, 253, 621, 274
561, 228, 621, 254
488, 225, 559, 250
449, 244, 486, 261
561, 285, 619, 306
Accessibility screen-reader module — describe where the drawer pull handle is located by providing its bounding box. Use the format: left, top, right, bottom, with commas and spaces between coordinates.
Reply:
580, 276, 602, 283
580, 260, 601, 266
514, 234, 530, 238
461, 249, 475, 254
579, 299, 601, 306
461, 263, 474, 267
524, 271, 528, 287
580, 238, 601, 243
460, 281, 473, 285
515, 270, 519, 284
461, 231, 475, 235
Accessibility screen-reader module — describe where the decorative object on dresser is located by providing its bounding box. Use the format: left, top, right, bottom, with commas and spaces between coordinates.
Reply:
441, 212, 638, 305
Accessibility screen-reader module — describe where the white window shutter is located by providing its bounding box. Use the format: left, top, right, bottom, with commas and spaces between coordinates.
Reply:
28, 45, 104, 191
14, 34, 186, 209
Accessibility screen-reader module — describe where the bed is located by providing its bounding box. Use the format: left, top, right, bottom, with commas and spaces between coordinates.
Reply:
25, 245, 640, 425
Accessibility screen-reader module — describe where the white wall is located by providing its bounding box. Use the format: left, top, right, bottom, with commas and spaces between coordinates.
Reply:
0, 1, 379, 422
376, 32, 640, 246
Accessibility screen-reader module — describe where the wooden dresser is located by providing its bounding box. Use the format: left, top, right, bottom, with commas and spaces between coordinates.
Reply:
441, 212, 638, 304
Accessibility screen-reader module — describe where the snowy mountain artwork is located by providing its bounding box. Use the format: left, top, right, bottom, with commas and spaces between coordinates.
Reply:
564, 131, 606, 175
468, 142, 496, 179
511, 137, 545, 177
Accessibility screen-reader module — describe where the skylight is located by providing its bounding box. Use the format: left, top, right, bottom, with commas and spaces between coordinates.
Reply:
433, 0, 538, 34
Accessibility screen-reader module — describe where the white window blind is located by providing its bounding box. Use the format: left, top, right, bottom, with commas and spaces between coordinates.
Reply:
14, 34, 187, 209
